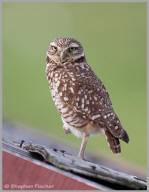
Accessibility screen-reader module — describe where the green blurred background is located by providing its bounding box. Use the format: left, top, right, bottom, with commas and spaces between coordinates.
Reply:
2, 2, 146, 168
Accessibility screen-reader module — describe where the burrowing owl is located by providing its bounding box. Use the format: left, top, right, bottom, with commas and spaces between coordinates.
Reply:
46, 37, 129, 160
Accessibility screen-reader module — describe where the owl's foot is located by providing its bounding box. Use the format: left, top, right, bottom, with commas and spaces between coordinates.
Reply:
64, 128, 71, 134
77, 154, 85, 160
77, 154, 89, 161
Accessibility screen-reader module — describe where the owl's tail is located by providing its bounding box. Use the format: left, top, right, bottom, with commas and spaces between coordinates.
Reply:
105, 113, 130, 144
104, 129, 121, 154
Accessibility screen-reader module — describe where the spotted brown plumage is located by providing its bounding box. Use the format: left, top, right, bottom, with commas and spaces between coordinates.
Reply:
46, 37, 129, 160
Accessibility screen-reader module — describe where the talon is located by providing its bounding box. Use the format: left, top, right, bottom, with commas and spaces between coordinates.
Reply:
77, 154, 87, 161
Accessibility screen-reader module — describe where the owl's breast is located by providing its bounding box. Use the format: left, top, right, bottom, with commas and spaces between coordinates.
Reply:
47, 65, 77, 101
46, 64, 88, 131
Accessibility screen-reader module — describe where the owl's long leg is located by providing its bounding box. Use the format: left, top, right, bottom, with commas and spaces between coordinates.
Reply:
78, 132, 89, 160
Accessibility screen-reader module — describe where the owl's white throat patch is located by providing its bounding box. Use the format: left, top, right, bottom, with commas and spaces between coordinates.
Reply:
73, 52, 85, 61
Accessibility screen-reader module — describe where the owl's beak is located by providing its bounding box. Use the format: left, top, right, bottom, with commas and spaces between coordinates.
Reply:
60, 51, 69, 63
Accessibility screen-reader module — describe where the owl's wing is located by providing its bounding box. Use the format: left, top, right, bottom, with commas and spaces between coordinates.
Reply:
64, 68, 129, 143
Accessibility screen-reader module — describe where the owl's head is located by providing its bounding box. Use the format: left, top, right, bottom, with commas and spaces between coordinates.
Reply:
47, 37, 85, 63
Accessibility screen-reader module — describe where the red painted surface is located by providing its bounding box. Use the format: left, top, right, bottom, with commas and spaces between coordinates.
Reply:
2, 151, 99, 190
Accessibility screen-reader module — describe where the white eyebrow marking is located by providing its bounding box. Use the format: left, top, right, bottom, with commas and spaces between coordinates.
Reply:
69, 43, 79, 47
50, 42, 57, 47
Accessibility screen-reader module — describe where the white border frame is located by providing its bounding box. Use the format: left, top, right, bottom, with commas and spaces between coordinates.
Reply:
0, 1, 148, 192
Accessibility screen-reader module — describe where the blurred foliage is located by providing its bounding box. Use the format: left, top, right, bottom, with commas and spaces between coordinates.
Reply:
2, 3, 146, 167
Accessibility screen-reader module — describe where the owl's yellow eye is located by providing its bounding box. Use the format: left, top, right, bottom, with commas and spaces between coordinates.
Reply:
69, 47, 77, 52
51, 46, 57, 51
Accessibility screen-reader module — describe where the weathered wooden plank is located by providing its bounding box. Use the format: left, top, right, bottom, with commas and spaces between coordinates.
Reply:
2, 139, 147, 190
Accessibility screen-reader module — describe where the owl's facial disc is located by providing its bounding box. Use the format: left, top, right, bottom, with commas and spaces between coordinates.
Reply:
47, 38, 85, 64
